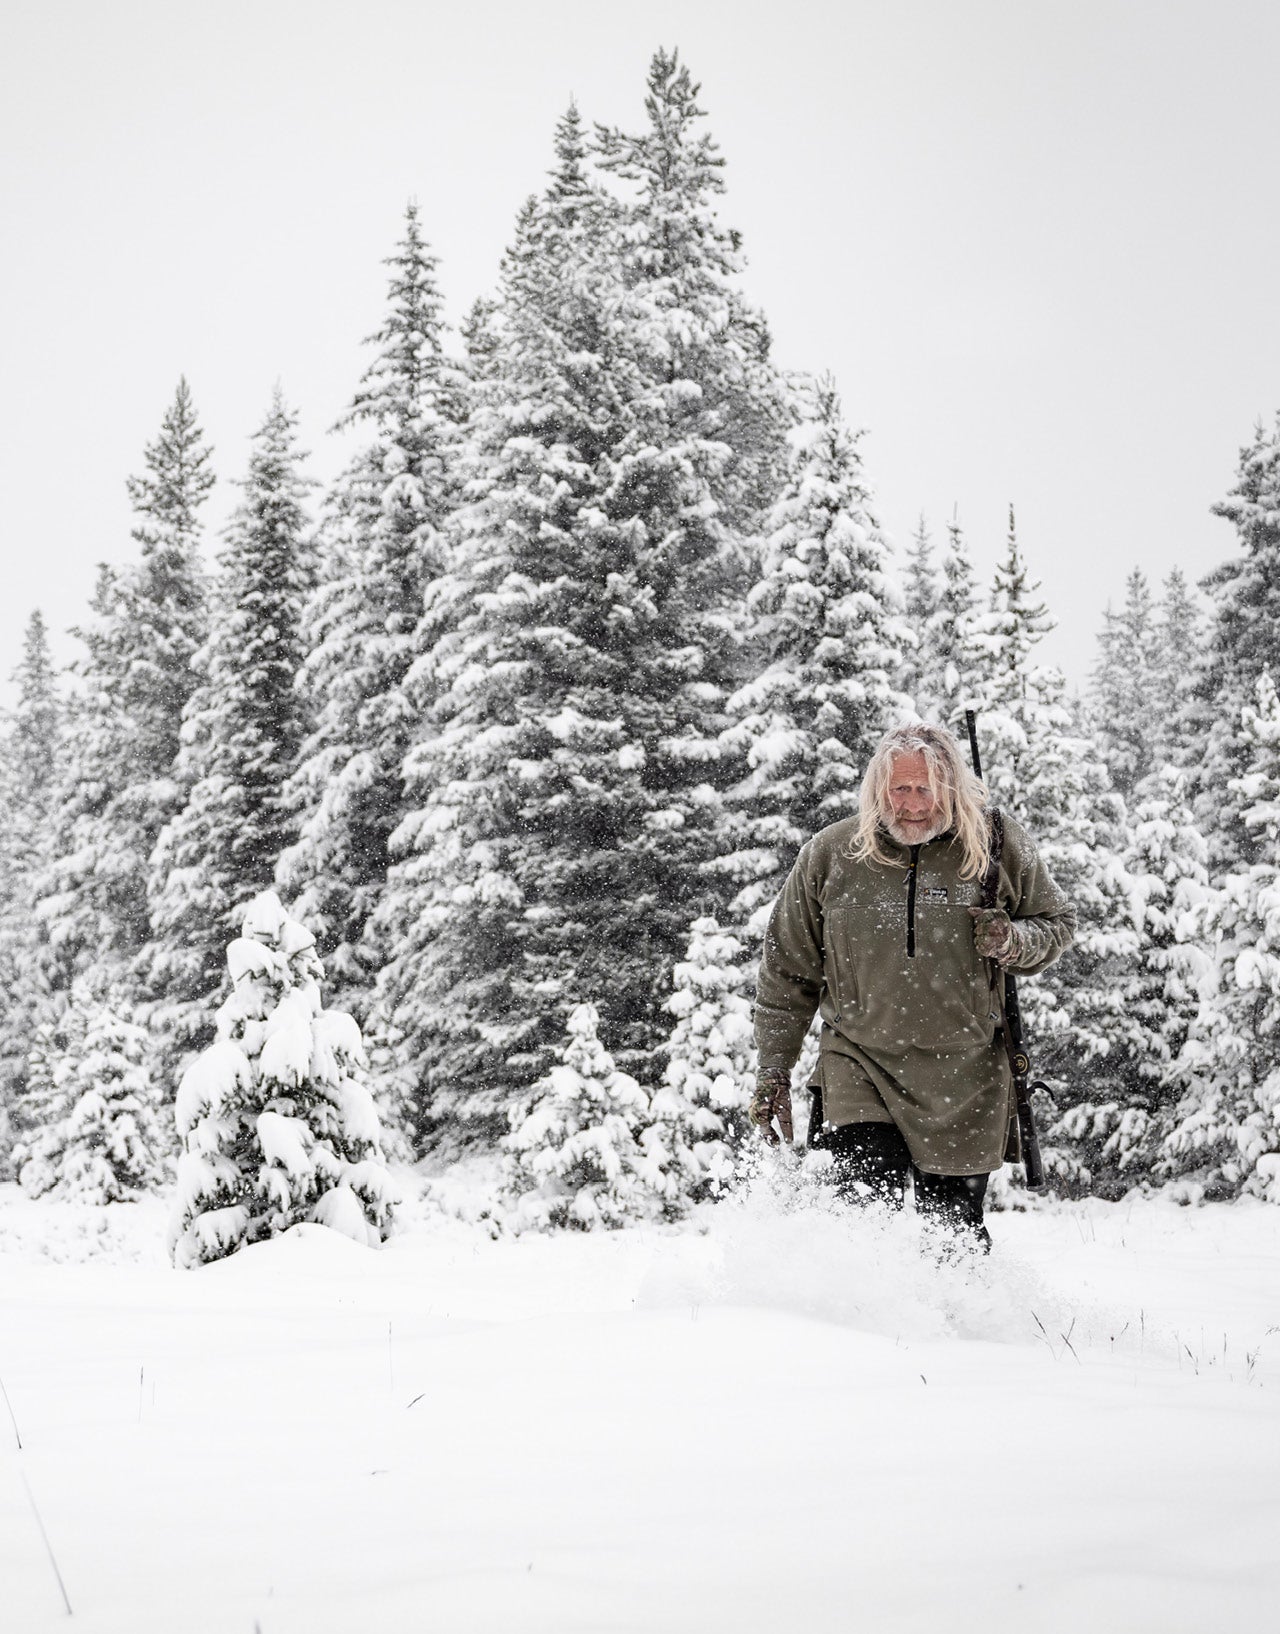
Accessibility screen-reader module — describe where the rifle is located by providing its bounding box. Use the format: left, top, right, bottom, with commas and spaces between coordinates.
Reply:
964, 710, 1047, 1190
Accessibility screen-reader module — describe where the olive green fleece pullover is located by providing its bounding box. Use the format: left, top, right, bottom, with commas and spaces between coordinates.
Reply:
754, 810, 1076, 1174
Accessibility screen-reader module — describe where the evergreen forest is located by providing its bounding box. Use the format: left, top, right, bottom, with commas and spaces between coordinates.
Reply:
3, 51, 1278, 1247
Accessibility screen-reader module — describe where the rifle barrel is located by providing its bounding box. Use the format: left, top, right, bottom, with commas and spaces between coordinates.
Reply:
964, 709, 983, 781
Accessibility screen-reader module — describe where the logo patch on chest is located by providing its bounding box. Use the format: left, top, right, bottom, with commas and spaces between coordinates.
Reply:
921, 886, 949, 903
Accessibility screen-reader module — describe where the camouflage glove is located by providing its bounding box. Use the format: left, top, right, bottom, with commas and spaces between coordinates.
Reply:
749, 1067, 794, 1146
969, 907, 1022, 965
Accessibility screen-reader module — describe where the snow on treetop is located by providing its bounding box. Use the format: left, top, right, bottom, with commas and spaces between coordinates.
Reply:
237, 893, 316, 960
241, 890, 290, 943
567, 1002, 600, 1038
281, 919, 317, 957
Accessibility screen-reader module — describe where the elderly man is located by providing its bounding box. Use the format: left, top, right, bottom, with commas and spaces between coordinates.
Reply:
750, 722, 1076, 1246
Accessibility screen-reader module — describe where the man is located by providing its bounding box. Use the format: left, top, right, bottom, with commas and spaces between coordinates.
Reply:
750, 722, 1076, 1246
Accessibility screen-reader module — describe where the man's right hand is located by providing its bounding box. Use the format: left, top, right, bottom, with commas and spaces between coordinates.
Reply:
749, 1067, 794, 1146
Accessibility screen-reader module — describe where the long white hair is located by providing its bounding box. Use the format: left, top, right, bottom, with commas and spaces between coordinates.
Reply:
851, 722, 991, 880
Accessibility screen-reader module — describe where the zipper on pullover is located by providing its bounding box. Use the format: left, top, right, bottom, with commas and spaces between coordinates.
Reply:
906, 845, 920, 958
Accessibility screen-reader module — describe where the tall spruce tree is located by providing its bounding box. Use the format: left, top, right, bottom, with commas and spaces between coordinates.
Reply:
972, 507, 1055, 706
1189, 413, 1280, 865
35, 381, 212, 1001
0, 612, 63, 1165
970, 514, 1138, 1194
596, 49, 790, 531
1163, 673, 1280, 1201
1090, 568, 1165, 799
1070, 767, 1213, 1192
147, 390, 314, 1073
900, 515, 940, 710
371, 105, 640, 1145
1154, 565, 1204, 779
374, 65, 790, 1152
719, 374, 910, 929
920, 512, 985, 728
1158, 566, 1202, 684
277, 204, 464, 1021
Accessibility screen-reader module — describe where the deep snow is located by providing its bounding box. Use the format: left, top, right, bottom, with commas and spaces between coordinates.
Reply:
2, 1174, 1278, 1634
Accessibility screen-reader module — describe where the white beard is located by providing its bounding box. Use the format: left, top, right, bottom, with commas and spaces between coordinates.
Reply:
884, 814, 949, 847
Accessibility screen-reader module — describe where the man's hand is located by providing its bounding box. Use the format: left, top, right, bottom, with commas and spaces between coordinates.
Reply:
969, 906, 1021, 965
749, 1066, 794, 1146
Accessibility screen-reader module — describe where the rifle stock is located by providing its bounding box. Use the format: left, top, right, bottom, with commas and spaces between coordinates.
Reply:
1000, 960, 1047, 1189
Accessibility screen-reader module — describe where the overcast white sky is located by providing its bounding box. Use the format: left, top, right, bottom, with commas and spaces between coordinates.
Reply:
3, 0, 1279, 702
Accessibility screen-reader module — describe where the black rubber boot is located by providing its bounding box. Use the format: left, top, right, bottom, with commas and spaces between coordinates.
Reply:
914, 1169, 993, 1253
817, 1112, 994, 1250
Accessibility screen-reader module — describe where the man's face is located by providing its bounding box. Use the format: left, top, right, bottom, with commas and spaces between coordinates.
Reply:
884, 750, 947, 845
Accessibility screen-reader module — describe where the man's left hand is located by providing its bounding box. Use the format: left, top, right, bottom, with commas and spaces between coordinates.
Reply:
969, 907, 1020, 964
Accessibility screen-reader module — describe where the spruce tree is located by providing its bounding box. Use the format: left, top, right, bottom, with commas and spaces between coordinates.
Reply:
1162, 673, 1280, 1201
0, 612, 63, 1164
12, 1008, 78, 1195
120, 377, 216, 765
1049, 768, 1212, 1195
596, 49, 790, 530
969, 515, 1138, 1193
719, 374, 910, 928
1189, 413, 1280, 865
502, 1003, 652, 1232
15, 986, 166, 1204
147, 391, 314, 1072
376, 73, 789, 1148
2, 612, 61, 841
459, 294, 502, 397
582, 45, 786, 1016
35, 382, 211, 1001
1090, 568, 1164, 799
169, 891, 395, 1267
972, 508, 1055, 710
639, 916, 754, 1215
900, 515, 940, 710
370, 108, 632, 1144
921, 513, 985, 729
1154, 565, 1204, 780
277, 204, 464, 1021
1158, 566, 1203, 690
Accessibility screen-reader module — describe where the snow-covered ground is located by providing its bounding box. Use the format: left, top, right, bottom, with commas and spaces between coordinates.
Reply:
3, 1175, 1278, 1634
